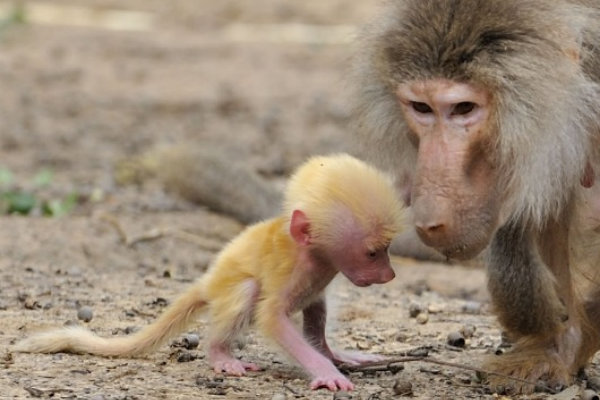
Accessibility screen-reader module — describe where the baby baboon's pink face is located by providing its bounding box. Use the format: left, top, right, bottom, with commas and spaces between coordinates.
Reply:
333, 229, 395, 287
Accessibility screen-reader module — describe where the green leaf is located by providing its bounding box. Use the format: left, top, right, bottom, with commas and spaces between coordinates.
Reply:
3, 191, 36, 215
33, 169, 53, 187
42, 192, 78, 217
0, 168, 13, 186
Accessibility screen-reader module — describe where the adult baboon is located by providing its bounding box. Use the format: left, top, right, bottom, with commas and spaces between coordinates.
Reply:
353, 0, 600, 393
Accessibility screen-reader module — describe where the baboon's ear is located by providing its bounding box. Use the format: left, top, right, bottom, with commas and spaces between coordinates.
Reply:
289, 209, 311, 246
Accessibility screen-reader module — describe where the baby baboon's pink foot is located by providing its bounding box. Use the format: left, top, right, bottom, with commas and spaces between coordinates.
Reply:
209, 345, 260, 376
211, 358, 260, 376
310, 372, 354, 392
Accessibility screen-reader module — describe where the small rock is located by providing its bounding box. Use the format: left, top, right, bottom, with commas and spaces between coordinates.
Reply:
447, 331, 466, 348
395, 332, 409, 342
77, 306, 94, 322
415, 312, 429, 324
419, 366, 441, 375
196, 376, 227, 388
183, 334, 200, 349
459, 324, 476, 339
388, 362, 406, 374
408, 302, 423, 318
355, 339, 372, 350
393, 379, 413, 396
456, 373, 471, 384
176, 351, 196, 363
148, 297, 168, 308
124, 326, 138, 334
271, 393, 286, 400
427, 304, 443, 314
406, 347, 430, 357
89, 395, 106, 400
23, 298, 40, 310
144, 279, 157, 287
461, 301, 482, 314
113, 326, 139, 335
333, 391, 352, 400
24, 387, 44, 397
67, 266, 83, 276
208, 388, 227, 396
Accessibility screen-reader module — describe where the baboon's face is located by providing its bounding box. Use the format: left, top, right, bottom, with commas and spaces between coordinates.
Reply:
397, 79, 500, 259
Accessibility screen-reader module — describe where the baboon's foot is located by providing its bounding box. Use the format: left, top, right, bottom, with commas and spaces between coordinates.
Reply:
209, 344, 260, 376
484, 349, 572, 395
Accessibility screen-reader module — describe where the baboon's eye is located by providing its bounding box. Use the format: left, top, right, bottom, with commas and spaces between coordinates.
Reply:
411, 102, 433, 114
452, 102, 476, 116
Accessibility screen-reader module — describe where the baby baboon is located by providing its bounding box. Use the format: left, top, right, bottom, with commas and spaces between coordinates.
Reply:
16, 154, 404, 392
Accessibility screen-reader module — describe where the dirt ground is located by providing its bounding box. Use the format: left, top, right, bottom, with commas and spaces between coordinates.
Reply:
0, 1, 598, 399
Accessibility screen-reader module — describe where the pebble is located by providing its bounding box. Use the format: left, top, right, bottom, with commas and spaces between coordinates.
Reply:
77, 306, 94, 322
408, 302, 422, 318
459, 324, 476, 338
461, 301, 482, 314
176, 351, 196, 363
427, 304, 443, 314
393, 379, 413, 396
415, 311, 429, 324
23, 298, 40, 310
355, 340, 372, 350
271, 393, 286, 400
446, 331, 466, 348
183, 333, 200, 349
395, 332, 409, 342
456, 373, 471, 384
124, 326, 138, 334
144, 278, 157, 287
333, 391, 352, 400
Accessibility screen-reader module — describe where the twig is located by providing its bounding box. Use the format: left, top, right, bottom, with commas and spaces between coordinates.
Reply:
425, 357, 557, 393
338, 356, 558, 394
127, 228, 164, 246
283, 384, 299, 395
167, 229, 223, 252
98, 213, 224, 250
98, 213, 128, 243
106, 368, 138, 382
338, 357, 423, 374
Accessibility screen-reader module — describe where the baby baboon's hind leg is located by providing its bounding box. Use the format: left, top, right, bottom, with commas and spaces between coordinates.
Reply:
206, 279, 261, 376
